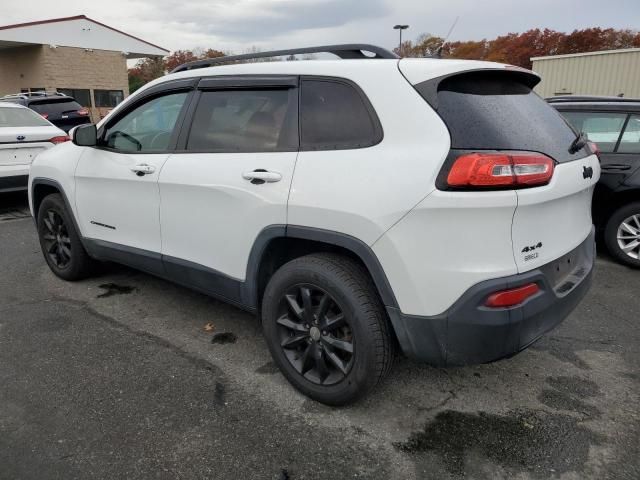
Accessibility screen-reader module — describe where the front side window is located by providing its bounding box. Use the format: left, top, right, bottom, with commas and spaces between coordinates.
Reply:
186, 89, 297, 152
561, 111, 627, 153
300, 79, 381, 150
95, 90, 125, 108
618, 115, 640, 154
102, 92, 188, 152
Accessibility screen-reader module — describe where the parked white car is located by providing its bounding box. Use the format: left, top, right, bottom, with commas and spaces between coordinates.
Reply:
28, 45, 599, 405
0, 102, 68, 193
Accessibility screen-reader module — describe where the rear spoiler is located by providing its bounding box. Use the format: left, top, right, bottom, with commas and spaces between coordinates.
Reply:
414, 68, 541, 110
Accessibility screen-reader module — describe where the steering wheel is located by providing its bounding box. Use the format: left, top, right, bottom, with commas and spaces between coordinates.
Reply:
109, 131, 142, 151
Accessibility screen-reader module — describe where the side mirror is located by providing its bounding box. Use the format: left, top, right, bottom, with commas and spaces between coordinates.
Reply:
72, 124, 97, 147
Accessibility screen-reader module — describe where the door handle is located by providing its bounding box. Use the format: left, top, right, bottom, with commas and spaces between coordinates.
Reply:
601, 164, 631, 171
242, 169, 282, 184
131, 163, 156, 176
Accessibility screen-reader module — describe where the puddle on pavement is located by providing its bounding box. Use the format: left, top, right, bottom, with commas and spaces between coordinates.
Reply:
394, 409, 604, 478
97, 283, 138, 298
211, 332, 237, 344
538, 375, 602, 418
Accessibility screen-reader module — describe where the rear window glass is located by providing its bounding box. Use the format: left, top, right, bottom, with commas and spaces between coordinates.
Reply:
300, 79, 381, 150
560, 111, 626, 153
0, 107, 50, 127
418, 72, 585, 162
29, 99, 82, 115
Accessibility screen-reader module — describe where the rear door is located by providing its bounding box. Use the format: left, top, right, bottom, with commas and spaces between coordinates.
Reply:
559, 110, 632, 184
412, 69, 599, 272
158, 76, 299, 286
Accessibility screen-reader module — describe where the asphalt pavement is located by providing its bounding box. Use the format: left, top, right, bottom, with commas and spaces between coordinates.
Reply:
1, 191, 638, 480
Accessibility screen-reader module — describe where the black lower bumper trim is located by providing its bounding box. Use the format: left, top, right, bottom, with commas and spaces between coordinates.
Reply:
387, 228, 596, 366
0, 175, 28, 192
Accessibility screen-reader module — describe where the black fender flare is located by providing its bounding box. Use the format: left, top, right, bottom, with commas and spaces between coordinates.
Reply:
242, 224, 399, 310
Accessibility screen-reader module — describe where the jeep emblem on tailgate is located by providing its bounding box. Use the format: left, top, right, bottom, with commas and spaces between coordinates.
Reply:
583, 166, 593, 179
16, 135, 25, 141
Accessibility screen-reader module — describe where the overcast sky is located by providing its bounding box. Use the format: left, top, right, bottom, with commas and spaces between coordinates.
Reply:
4, 0, 640, 54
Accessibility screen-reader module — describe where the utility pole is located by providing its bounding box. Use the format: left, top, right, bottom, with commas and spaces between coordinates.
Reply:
393, 24, 409, 54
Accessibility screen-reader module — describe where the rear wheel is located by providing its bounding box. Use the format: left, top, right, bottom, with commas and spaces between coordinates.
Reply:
604, 202, 640, 268
261, 253, 395, 405
37, 193, 95, 280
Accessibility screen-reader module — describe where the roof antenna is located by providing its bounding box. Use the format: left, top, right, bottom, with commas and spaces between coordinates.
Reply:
434, 16, 459, 58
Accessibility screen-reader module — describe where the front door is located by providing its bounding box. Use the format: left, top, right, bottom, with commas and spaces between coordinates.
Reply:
159, 78, 299, 292
75, 90, 192, 258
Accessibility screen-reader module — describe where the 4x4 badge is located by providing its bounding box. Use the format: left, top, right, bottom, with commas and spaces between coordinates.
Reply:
522, 242, 543, 253
583, 166, 593, 179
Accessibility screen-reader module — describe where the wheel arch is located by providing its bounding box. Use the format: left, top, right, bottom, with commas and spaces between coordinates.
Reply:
245, 225, 399, 312
31, 178, 84, 244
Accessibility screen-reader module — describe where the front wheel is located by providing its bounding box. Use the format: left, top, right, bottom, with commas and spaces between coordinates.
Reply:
261, 253, 396, 405
37, 193, 95, 280
604, 202, 640, 268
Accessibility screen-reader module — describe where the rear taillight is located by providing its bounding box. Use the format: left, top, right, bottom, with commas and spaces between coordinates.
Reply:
40, 113, 49, 120
485, 283, 540, 308
49, 135, 70, 145
446, 152, 555, 189
77, 108, 89, 116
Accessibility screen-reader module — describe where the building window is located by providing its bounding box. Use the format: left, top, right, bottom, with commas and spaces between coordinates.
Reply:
94, 90, 124, 108
57, 88, 92, 107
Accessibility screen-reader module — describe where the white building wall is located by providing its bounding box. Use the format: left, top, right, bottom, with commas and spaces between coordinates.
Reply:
532, 49, 640, 98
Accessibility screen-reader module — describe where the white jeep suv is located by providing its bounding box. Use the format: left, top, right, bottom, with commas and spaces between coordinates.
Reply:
29, 45, 599, 405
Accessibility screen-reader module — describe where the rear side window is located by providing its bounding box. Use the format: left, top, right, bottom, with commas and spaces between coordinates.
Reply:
561, 111, 627, 153
187, 89, 297, 152
619, 115, 640, 154
300, 79, 382, 150
29, 99, 83, 116
0, 107, 50, 127
417, 72, 584, 163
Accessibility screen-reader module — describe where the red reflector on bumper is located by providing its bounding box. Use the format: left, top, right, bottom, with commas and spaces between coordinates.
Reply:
485, 283, 540, 308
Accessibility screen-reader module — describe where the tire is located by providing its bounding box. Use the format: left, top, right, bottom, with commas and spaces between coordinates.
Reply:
604, 202, 640, 268
261, 253, 396, 405
37, 193, 95, 280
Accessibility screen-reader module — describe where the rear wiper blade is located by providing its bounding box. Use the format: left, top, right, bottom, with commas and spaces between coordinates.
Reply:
569, 132, 588, 154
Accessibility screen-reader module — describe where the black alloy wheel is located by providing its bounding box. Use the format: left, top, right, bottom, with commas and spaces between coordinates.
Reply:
41, 209, 72, 269
262, 253, 396, 405
277, 284, 354, 385
37, 193, 95, 280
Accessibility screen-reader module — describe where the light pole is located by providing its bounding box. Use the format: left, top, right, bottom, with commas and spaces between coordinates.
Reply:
393, 24, 409, 54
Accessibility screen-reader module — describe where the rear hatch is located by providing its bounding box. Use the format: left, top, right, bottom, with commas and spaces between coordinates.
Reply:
405, 64, 599, 273
28, 98, 91, 132
0, 107, 64, 166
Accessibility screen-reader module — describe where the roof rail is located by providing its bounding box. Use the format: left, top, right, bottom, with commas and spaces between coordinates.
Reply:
1, 91, 69, 100
170, 44, 398, 73
547, 95, 640, 103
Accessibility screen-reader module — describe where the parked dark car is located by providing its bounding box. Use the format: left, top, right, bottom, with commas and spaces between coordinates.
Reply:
549, 96, 640, 267
0, 92, 91, 132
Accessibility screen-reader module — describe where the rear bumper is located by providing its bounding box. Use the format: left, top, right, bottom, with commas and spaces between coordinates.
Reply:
387, 227, 595, 366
